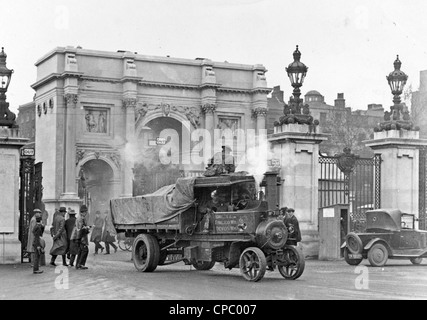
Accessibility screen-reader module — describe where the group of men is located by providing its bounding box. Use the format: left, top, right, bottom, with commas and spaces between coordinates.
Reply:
29, 205, 91, 274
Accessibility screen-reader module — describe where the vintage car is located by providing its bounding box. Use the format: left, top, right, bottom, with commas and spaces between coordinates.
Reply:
110, 172, 304, 282
342, 208, 427, 267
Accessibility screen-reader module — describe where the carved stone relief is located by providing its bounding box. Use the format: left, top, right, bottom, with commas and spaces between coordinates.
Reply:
76, 148, 121, 169
84, 107, 108, 133
135, 102, 201, 129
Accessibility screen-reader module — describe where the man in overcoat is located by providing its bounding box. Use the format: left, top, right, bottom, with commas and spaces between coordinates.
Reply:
32, 209, 45, 274
90, 211, 104, 254
75, 205, 91, 270
49, 207, 68, 266
65, 209, 78, 266
283, 208, 302, 246
27, 213, 37, 266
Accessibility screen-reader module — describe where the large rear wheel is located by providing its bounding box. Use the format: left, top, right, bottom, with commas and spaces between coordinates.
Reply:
132, 234, 160, 272
278, 246, 305, 280
239, 247, 267, 282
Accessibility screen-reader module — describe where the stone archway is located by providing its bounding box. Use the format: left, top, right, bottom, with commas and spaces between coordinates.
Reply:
133, 116, 190, 195
78, 158, 115, 224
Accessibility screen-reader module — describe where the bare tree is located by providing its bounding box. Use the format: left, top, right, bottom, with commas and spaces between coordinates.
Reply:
320, 110, 374, 157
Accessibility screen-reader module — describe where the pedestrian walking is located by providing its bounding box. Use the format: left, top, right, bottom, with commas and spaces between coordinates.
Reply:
49, 207, 68, 266
32, 209, 45, 274
75, 205, 91, 270
102, 210, 117, 254
90, 211, 104, 254
65, 209, 78, 266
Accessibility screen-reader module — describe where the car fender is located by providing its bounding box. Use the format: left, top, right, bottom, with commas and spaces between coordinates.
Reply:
364, 238, 391, 252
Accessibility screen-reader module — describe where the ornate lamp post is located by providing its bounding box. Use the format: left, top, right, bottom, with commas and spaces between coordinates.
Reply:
375, 55, 416, 132
0, 47, 16, 127
275, 45, 318, 128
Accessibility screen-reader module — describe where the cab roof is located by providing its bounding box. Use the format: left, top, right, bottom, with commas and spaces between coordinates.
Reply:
194, 173, 255, 188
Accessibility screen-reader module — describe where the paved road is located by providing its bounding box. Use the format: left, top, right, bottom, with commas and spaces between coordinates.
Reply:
1, 236, 427, 300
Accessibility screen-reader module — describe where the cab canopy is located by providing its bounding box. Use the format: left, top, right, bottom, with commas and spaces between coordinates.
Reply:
366, 209, 402, 232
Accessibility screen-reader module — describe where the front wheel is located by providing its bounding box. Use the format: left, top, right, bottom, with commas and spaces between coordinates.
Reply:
239, 247, 267, 282
367, 243, 388, 267
132, 234, 160, 272
278, 246, 305, 280
344, 248, 363, 266
410, 257, 423, 265
192, 261, 216, 270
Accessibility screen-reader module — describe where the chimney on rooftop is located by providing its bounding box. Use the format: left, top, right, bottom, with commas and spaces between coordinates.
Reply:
334, 93, 345, 108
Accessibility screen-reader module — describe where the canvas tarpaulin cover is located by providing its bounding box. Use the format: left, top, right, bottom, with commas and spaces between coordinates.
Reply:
110, 177, 196, 225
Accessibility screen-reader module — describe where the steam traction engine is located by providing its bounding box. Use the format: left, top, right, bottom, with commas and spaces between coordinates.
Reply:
111, 172, 304, 282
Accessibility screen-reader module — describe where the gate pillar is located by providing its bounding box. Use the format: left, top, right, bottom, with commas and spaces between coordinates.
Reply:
269, 123, 328, 257
365, 130, 427, 228
0, 127, 28, 264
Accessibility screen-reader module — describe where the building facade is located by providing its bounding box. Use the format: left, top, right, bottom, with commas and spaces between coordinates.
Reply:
31, 46, 271, 223
411, 70, 427, 139
16, 101, 36, 145
268, 87, 384, 157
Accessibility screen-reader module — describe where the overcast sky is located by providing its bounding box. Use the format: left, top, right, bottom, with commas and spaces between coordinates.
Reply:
3, 0, 427, 114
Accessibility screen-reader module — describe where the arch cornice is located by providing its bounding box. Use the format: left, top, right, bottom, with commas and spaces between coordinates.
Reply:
75, 148, 121, 179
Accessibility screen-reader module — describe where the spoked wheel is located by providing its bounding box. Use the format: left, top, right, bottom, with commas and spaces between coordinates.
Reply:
118, 239, 127, 251
192, 261, 216, 270
410, 257, 423, 265
239, 247, 267, 282
125, 239, 133, 252
367, 243, 388, 267
132, 234, 160, 272
344, 248, 363, 266
119, 238, 132, 252
278, 246, 305, 280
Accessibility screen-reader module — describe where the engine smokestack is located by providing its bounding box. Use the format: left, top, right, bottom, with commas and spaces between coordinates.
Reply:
264, 171, 279, 211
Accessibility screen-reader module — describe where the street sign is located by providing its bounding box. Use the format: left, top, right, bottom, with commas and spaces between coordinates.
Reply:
21, 148, 35, 157
156, 137, 167, 145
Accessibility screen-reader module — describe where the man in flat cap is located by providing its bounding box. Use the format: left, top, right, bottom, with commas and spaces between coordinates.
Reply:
32, 209, 45, 274
49, 207, 68, 266
283, 208, 302, 246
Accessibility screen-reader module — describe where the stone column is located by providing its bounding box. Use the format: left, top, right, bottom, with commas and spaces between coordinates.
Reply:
121, 98, 137, 197
61, 93, 79, 199
0, 127, 28, 264
201, 103, 216, 162
269, 123, 329, 257
253, 107, 267, 133
365, 130, 427, 221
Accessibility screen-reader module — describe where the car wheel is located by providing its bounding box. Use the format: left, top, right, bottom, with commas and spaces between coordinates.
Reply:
344, 248, 363, 266
367, 243, 388, 267
346, 232, 363, 254
410, 257, 423, 265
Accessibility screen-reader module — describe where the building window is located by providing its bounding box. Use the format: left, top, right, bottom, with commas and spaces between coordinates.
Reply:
320, 112, 327, 123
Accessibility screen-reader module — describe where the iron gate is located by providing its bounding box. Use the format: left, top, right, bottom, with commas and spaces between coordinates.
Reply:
318, 148, 381, 232
19, 159, 43, 263
419, 147, 427, 230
